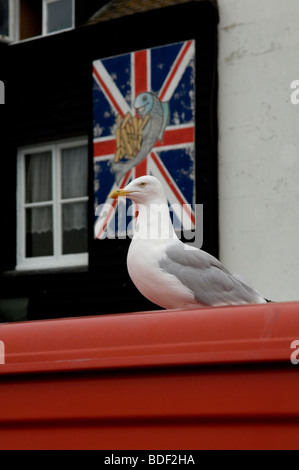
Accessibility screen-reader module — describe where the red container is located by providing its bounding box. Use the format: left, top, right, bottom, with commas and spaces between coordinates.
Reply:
0, 302, 299, 450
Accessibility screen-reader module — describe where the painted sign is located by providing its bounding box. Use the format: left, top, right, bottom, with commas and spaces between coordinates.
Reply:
93, 40, 195, 239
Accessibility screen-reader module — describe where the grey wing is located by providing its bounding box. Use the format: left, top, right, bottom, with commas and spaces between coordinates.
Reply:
159, 243, 266, 306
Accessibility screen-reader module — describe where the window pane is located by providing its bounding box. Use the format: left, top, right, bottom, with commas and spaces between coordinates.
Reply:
61, 145, 88, 199
62, 202, 88, 254
25, 152, 52, 203
47, 0, 73, 34
20, 0, 42, 40
26, 207, 53, 257
0, 0, 9, 37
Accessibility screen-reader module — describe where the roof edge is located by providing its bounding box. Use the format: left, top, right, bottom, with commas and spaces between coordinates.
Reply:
87, 0, 218, 25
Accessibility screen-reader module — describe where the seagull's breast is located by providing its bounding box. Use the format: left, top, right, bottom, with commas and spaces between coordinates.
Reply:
127, 239, 199, 309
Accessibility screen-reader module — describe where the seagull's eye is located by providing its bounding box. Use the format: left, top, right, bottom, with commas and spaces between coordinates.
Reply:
139, 182, 147, 188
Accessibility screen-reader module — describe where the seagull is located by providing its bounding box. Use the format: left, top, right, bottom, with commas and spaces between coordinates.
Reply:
109, 175, 269, 309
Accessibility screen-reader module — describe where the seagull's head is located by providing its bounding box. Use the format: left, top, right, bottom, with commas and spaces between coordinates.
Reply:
109, 176, 167, 205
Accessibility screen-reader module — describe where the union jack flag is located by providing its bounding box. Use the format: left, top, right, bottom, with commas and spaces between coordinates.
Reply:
93, 40, 195, 239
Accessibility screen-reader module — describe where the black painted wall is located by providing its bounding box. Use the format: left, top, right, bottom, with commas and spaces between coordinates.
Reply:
0, 1, 219, 321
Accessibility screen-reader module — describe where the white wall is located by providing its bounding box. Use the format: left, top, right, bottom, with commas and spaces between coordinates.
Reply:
218, 0, 299, 301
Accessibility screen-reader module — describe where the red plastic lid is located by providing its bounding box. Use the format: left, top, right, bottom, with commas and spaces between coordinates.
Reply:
0, 302, 298, 376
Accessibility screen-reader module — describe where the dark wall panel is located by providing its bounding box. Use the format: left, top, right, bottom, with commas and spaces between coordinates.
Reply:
0, 1, 218, 320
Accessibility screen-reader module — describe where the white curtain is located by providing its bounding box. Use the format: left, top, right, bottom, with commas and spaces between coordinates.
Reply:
26, 207, 53, 236
26, 151, 53, 235
26, 151, 52, 204
61, 146, 88, 199
61, 146, 88, 232
62, 202, 87, 232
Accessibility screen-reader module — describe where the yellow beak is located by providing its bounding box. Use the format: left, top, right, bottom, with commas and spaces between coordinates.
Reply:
109, 189, 131, 199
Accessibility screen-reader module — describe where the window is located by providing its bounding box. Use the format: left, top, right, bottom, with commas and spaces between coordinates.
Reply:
0, 0, 16, 42
0, 0, 9, 37
10, 0, 75, 42
17, 139, 89, 270
43, 0, 74, 35
19, 0, 42, 40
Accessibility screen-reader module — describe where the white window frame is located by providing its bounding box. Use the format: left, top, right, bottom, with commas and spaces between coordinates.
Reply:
0, 0, 18, 43
17, 138, 89, 271
42, 0, 75, 36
